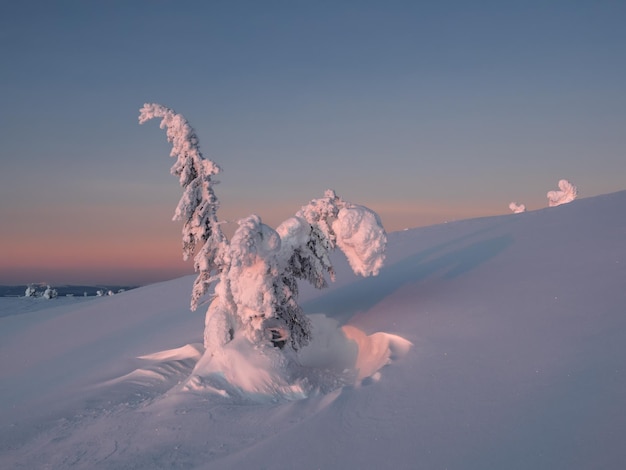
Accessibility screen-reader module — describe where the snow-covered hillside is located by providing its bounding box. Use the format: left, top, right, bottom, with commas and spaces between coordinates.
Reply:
2, 191, 626, 469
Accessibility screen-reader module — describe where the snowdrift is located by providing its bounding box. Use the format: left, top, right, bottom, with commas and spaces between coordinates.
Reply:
2, 191, 626, 469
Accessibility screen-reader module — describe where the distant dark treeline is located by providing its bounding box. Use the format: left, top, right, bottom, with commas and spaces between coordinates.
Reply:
0, 285, 139, 297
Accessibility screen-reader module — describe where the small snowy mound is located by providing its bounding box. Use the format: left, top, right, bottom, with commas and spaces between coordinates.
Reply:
104, 314, 411, 403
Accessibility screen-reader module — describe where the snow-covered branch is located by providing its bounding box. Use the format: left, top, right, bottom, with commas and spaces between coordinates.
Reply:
293, 189, 386, 277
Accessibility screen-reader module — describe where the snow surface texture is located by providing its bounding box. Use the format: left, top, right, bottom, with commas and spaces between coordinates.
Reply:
547, 179, 577, 207
508, 202, 526, 213
2, 191, 626, 469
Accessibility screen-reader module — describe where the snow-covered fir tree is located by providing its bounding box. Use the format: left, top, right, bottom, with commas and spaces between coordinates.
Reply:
547, 179, 577, 207
140, 104, 387, 353
139, 103, 227, 312
43, 285, 58, 299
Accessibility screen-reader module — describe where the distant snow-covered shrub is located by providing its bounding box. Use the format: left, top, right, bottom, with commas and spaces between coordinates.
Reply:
547, 179, 577, 207
24, 284, 57, 299
509, 202, 526, 214
24, 284, 37, 297
140, 104, 387, 354
43, 286, 58, 299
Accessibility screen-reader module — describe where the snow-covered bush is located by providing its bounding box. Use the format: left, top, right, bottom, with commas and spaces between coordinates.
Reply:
140, 104, 387, 353
43, 285, 58, 299
547, 179, 577, 207
24, 284, 57, 299
509, 202, 526, 214
24, 284, 37, 297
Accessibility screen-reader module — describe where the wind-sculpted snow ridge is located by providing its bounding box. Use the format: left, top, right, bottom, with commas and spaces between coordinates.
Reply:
101, 343, 204, 390
103, 314, 411, 403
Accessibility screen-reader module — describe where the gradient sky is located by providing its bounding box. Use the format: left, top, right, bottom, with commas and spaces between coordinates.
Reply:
1, 0, 625, 285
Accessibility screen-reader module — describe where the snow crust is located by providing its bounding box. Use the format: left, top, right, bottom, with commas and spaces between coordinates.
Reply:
2, 190, 626, 469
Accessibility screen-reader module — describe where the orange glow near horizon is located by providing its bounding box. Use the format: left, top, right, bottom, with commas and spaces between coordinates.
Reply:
1, 203, 188, 284
1, 199, 506, 285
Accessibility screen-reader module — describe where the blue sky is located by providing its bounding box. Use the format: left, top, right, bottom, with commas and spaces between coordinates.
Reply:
1, 0, 625, 284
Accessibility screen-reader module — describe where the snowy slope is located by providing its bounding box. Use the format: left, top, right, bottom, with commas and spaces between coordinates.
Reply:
2, 191, 626, 469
